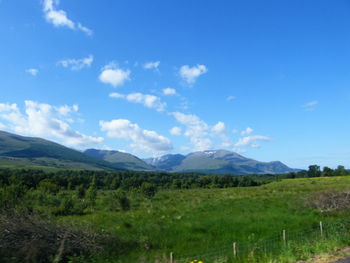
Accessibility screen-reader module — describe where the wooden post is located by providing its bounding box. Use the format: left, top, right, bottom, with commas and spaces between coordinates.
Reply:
233, 242, 237, 257
320, 221, 323, 237
283, 230, 286, 246
170, 252, 173, 263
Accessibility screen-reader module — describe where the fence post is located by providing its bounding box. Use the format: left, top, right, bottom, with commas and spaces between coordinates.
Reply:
170, 252, 173, 263
283, 230, 286, 246
320, 221, 323, 237
233, 242, 237, 257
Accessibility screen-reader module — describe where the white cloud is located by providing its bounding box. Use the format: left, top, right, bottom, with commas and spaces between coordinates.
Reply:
233, 148, 247, 154
170, 126, 182, 136
163, 88, 177, 96
171, 112, 232, 151
0, 122, 6, 130
109, 92, 166, 112
100, 119, 173, 155
226, 96, 236, 101
143, 61, 160, 70
212, 121, 225, 133
0, 101, 103, 147
26, 68, 39, 76
235, 135, 271, 147
58, 55, 93, 71
43, 0, 92, 36
179, 64, 208, 84
302, 100, 318, 111
99, 63, 130, 87
240, 127, 253, 136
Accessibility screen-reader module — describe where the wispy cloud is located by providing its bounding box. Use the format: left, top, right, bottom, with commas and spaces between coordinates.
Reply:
235, 135, 271, 148
226, 95, 236, 101
143, 61, 160, 70
302, 100, 319, 111
42, 0, 93, 36
25, 68, 39, 76
58, 55, 93, 71
163, 88, 177, 96
109, 92, 166, 112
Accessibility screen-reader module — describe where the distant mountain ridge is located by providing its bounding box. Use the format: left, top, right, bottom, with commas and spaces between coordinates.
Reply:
144, 150, 296, 174
84, 149, 154, 171
0, 130, 296, 174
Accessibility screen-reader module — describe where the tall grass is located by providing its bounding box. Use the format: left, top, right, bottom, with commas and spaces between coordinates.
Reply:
57, 176, 350, 262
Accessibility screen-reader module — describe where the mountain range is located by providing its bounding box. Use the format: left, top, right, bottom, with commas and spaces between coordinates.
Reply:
0, 130, 296, 174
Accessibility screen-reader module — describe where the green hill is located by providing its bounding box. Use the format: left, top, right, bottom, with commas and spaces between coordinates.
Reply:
84, 149, 155, 171
0, 130, 123, 170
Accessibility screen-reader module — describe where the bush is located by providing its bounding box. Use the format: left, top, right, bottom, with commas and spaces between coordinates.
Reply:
0, 183, 27, 210
115, 190, 130, 211
140, 183, 157, 199
0, 210, 121, 263
76, 184, 86, 199
38, 179, 60, 195
306, 190, 350, 212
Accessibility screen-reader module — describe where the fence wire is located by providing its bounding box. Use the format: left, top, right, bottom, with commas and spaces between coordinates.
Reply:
172, 220, 350, 263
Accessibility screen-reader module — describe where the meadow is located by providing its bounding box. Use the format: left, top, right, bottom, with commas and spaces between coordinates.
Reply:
57, 176, 350, 262
1, 170, 350, 263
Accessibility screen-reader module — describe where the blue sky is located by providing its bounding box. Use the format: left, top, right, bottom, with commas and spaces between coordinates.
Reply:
1, 0, 350, 169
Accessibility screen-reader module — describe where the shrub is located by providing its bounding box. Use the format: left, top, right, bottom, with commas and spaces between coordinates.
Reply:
0, 210, 120, 263
76, 184, 86, 199
115, 190, 130, 211
38, 179, 60, 195
306, 190, 350, 212
140, 182, 157, 199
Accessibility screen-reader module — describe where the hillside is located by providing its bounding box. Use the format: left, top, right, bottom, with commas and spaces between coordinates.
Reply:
84, 149, 155, 171
145, 149, 296, 174
0, 131, 123, 170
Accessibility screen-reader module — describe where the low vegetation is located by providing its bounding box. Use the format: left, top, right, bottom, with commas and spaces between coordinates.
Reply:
0, 166, 350, 262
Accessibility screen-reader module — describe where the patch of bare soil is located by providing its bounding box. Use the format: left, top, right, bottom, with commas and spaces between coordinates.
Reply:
296, 247, 350, 263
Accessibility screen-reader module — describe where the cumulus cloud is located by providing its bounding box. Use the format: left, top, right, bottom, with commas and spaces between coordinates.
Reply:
171, 112, 231, 151
100, 119, 173, 155
109, 92, 166, 112
212, 121, 225, 133
169, 126, 182, 136
99, 63, 130, 87
26, 69, 39, 76
171, 112, 211, 151
235, 135, 271, 147
240, 127, 253, 136
163, 88, 177, 96
58, 55, 93, 71
179, 64, 208, 85
43, 0, 92, 36
0, 100, 103, 147
143, 61, 160, 70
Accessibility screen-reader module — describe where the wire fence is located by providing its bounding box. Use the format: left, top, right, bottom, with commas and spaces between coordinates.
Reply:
169, 220, 350, 263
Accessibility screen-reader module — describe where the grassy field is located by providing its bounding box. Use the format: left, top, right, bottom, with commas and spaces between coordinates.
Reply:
55, 176, 350, 262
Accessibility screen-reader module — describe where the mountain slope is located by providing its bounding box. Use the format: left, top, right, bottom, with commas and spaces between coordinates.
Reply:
146, 150, 295, 174
84, 149, 154, 171
0, 130, 123, 170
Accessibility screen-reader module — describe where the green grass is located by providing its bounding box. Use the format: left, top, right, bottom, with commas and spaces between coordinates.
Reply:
56, 176, 350, 262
